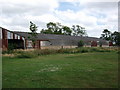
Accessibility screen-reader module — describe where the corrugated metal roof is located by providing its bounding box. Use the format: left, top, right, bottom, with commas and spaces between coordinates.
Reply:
13, 31, 108, 45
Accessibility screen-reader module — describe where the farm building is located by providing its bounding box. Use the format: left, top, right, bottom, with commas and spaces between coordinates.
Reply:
0, 27, 110, 50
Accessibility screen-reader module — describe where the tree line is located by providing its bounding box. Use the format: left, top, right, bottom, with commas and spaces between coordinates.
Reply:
100, 29, 120, 46
29, 21, 120, 47
40, 22, 87, 37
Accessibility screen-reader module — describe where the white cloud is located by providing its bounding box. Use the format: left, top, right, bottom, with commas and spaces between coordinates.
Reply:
0, 0, 118, 37
54, 10, 97, 27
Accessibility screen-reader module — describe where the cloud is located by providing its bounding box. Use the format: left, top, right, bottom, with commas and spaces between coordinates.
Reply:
0, 0, 118, 37
0, 0, 59, 31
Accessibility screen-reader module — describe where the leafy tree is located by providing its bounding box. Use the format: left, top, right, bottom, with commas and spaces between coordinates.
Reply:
41, 22, 63, 35
47, 22, 56, 33
78, 40, 84, 47
62, 26, 72, 35
100, 29, 120, 46
111, 31, 120, 46
100, 29, 112, 41
41, 29, 53, 34
28, 21, 38, 48
72, 25, 87, 36
40, 22, 87, 36
41, 22, 72, 35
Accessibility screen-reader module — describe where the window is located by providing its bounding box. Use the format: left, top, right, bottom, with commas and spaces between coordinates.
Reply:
10, 33, 13, 39
18, 36, 20, 39
15, 34, 17, 39
7, 31, 11, 39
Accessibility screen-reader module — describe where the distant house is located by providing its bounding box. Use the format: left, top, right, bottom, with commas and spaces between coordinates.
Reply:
0, 27, 109, 50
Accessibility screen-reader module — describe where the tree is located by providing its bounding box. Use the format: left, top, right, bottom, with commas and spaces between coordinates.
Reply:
78, 40, 84, 47
100, 29, 112, 41
28, 21, 38, 48
41, 22, 63, 35
40, 22, 87, 36
72, 25, 87, 36
41, 29, 53, 34
100, 29, 120, 46
111, 31, 120, 46
41, 22, 72, 35
62, 26, 72, 35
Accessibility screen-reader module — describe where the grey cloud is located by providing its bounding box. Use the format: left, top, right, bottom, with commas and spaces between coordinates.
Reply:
85, 2, 118, 9
1, 2, 55, 17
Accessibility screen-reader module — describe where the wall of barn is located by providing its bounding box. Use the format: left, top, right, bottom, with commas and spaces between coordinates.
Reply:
41, 46, 78, 49
25, 40, 41, 49
0, 28, 2, 49
1, 28, 26, 50
1, 27, 110, 51
1, 28, 8, 50
40, 40, 109, 49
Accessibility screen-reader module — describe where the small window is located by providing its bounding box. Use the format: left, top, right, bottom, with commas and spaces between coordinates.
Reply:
18, 36, 20, 39
10, 33, 13, 39
15, 34, 17, 39
7, 31, 11, 39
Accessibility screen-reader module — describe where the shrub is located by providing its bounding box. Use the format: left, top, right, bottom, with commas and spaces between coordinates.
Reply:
3, 47, 115, 58
2, 50, 14, 54
89, 47, 111, 52
79, 48, 89, 53
99, 42, 102, 47
78, 40, 84, 47
34, 49, 57, 56
57, 48, 78, 54
89, 48, 100, 52
16, 51, 37, 58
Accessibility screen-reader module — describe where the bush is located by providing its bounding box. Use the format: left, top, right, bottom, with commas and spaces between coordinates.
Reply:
57, 48, 72, 54
34, 49, 57, 56
79, 48, 89, 53
89, 47, 111, 52
16, 51, 37, 58
3, 47, 115, 58
78, 40, 84, 47
89, 48, 100, 52
57, 48, 89, 54
2, 50, 14, 54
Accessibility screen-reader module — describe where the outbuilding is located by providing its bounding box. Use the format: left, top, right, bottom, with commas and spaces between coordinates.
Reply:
0, 27, 110, 50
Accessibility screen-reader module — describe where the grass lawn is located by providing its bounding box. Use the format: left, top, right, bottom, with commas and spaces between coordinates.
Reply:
2, 52, 118, 88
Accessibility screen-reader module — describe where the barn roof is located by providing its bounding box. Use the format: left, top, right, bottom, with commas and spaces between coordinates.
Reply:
13, 31, 108, 45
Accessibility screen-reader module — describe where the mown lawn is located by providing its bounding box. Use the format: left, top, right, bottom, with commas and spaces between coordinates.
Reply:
2, 52, 118, 88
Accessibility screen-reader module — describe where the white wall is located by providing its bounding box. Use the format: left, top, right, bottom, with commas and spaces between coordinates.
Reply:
41, 41, 51, 46
26, 40, 33, 49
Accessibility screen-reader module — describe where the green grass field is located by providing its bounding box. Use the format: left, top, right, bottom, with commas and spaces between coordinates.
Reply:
2, 52, 118, 88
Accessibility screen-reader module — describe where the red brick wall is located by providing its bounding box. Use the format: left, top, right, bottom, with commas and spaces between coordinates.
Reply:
2, 28, 8, 50
91, 41, 97, 47
2, 39, 8, 50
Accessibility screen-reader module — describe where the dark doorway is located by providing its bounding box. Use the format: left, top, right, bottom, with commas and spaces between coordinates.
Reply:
8, 39, 24, 49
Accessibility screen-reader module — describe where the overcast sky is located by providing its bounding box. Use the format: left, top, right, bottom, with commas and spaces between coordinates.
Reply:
0, 0, 119, 37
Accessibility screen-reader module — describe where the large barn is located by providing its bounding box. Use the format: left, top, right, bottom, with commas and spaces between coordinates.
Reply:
0, 27, 109, 50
